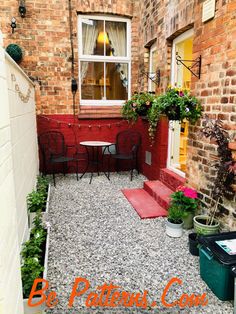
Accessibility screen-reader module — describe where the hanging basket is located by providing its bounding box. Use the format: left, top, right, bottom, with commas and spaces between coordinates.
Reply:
6, 44, 23, 63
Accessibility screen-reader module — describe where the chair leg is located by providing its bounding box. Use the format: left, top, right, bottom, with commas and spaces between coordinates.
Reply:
130, 168, 133, 181
76, 160, 79, 181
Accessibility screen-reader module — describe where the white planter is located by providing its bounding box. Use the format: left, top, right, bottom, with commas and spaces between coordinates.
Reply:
23, 227, 50, 314
23, 297, 45, 314
166, 219, 183, 238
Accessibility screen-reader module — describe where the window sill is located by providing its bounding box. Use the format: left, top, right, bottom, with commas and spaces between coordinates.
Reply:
78, 105, 123, 119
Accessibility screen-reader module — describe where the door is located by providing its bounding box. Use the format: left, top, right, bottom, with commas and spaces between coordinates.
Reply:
168, 29, 193, 176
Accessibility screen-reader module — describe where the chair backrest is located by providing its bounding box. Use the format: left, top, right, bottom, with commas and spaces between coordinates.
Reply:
38, 131, 66, 161
116, 130, 141, 155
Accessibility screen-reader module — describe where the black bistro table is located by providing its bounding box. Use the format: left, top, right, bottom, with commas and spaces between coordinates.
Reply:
80, 141, 114, 184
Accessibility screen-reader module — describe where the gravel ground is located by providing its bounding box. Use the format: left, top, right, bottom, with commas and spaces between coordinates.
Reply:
45, 173, 233, 314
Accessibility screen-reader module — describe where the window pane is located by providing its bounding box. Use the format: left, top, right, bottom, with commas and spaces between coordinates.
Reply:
80, 62, 104, 100
82, 19, 104, 56
105, 21, 127, 57
149, 49, 157, 92
106, 63, 128, 100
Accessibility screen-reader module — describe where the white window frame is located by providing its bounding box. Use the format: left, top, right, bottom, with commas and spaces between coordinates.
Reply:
78, 14, 131, 106
148, 44, 157, 92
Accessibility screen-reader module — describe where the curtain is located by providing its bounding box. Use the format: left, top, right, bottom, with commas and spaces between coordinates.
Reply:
81, 22, 98, 81
106, 22, 128, 89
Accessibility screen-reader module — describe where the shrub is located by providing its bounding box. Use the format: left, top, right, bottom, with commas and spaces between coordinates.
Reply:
27, 190, 46, 213
21, 214, 46, 298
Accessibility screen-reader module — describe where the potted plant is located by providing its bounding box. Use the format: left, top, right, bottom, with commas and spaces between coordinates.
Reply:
27, 176, 50, 228
122, 92, 155, 122
166, 205, 184, 238
147, 86, 202, 142
157, 86, 203, 122
193, 118, 235, 235
21, 213, 50, 313
122, 87, 202, 143
170, 185, 199, 229
188, 232, 199, 256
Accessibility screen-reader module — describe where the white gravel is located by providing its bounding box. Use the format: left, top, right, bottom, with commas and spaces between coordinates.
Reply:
45, 173, 233, 314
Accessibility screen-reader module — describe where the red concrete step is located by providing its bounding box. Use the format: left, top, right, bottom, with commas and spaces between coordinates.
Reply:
122, 188, 167, 219
159, 168, 185, 192
144, 180, 172, 210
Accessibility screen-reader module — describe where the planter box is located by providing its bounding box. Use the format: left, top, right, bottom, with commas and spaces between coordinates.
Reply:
23, 226, 50, 314
28, 184, 51, 229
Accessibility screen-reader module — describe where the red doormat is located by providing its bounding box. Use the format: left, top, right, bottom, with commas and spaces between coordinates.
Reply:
122, 188, 168, 219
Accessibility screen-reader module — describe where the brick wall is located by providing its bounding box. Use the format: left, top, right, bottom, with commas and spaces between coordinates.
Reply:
136, 0, 236, 228
0, 0, 139, 117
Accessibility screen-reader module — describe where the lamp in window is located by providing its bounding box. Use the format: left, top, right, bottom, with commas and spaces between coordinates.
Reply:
97, 31, 109, 44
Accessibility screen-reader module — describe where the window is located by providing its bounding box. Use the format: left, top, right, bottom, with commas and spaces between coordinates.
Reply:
78, 15, 131, 105
148, 44, 157, 93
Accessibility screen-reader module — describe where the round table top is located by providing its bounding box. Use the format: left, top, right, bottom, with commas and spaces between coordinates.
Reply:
80, 141, 114, 147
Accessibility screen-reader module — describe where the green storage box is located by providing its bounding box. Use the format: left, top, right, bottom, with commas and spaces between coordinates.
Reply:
199, 246, 234, 301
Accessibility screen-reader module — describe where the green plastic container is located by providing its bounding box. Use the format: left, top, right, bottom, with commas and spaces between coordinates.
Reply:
199, 246, 234, 301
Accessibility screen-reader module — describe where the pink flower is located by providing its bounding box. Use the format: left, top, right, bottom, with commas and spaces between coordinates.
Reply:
179, 91, 184, 97
132, 103, 137, 107
183, 187, 198, 199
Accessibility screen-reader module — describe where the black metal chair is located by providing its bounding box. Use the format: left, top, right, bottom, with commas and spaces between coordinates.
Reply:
38, 131, 78, 186
111, 130, 141, 180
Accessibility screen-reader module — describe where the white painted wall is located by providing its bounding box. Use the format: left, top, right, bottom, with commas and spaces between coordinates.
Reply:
0, 31, 38, 314
6, 51, 38, 245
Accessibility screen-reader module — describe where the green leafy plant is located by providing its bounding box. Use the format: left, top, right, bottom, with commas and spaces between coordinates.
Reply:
21, 257, 44, 298
157, 87, 203, 122
122, 87, 202, 142
170, 185, 199, 216
122, 92, 155, 122
167, 205, 184, 224
21, 214, 46, 298
37, 175, 49, 195
27, 190, 46, 213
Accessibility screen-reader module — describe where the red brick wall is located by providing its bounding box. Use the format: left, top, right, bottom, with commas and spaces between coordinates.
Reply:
136, 0, 236, 228
1, 0, 139, 117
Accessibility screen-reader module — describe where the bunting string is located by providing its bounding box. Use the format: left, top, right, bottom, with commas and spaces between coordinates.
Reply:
38, 115, 129, 129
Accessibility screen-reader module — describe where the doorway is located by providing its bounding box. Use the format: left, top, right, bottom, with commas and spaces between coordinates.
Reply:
168, 29, 193, 177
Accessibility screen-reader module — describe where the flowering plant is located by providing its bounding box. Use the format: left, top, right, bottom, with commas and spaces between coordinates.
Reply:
122, 92, 155, 122
122, 87, 202, 143
147, 87, 202, 142
169, 185, 199, 215
156, 87, 203, 122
